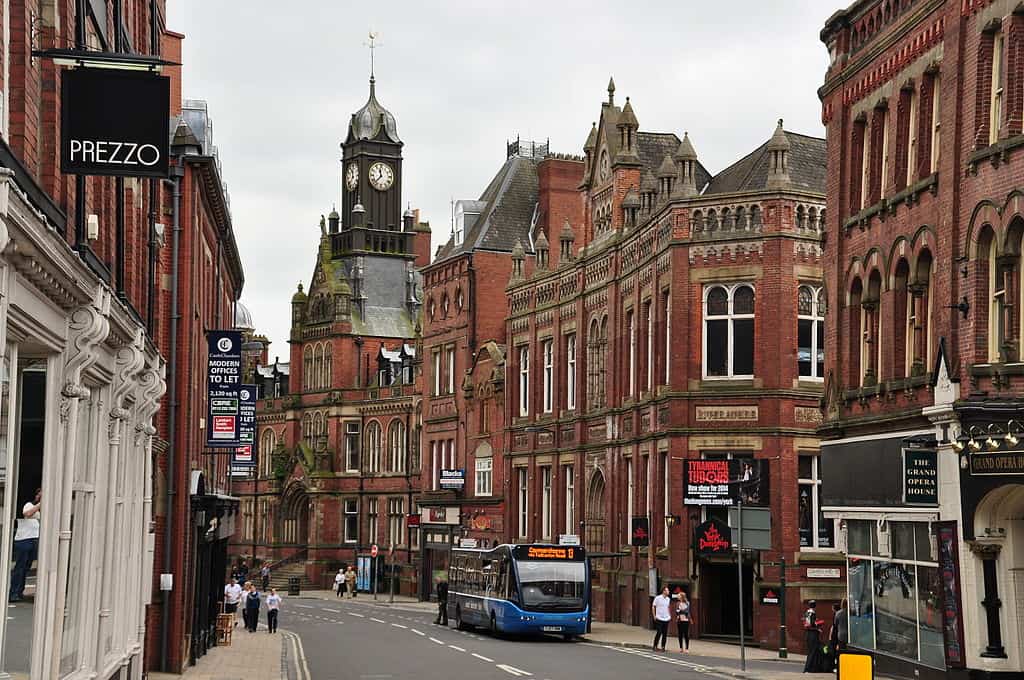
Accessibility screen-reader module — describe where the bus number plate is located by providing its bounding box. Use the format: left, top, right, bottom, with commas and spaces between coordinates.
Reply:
542, 626, 562, 632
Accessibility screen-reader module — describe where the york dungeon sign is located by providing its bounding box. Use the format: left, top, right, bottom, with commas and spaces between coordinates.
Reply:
61, 68, 170, 178
694, 518, 732, 557
206, 331, 242, 448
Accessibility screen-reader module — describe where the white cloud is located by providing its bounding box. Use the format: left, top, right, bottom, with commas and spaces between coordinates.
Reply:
167, 0, 833, 356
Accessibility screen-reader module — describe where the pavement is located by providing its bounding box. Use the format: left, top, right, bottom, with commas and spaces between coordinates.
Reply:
147, 617, 290, 680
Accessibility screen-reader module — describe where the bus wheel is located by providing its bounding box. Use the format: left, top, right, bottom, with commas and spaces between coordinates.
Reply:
455, 607, 467, 631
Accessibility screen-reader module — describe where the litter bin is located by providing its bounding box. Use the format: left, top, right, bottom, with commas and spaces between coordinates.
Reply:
288, 576, 300, 596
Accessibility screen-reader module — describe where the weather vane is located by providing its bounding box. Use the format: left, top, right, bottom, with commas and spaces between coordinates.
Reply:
364, 30, 382, 79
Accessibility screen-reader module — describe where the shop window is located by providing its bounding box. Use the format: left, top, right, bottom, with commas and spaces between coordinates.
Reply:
344, 499, 358, 543
798, 455, 833, 549
703, 284, 755, 379
475, 458, 492, 497
798, 285, 826, 380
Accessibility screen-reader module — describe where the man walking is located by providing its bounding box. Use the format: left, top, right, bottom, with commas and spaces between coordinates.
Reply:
260, 564, 270, 591
244, 582, 261, 632
10, 488, 40, 602
433, 576, 449, 626
651, 586, 672, 652
224, 578, 243, 627
266, 588, 281, 634
345, 566, 357, 598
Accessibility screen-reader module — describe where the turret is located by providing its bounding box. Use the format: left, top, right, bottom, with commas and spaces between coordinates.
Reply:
559, 219, 576, 264
673, 132, 699, 198
766, 119, 791, 190
615, 97, 641, 164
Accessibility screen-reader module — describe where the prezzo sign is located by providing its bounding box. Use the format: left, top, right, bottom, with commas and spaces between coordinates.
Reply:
206, 331, 242, 448
61, 68, 170, 177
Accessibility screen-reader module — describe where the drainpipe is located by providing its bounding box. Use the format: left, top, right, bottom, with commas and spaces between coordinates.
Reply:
467, 254, 476, 353
160, 160, 184, 672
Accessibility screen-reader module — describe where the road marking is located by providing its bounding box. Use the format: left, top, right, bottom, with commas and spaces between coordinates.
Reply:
324, 608, 340, 613
391, 623, 408, 629
472, 653, 494, 663
448, 645, 466, 652
349, 612, 365, 618
496, 664, 533, 677
602, 646, 714, 673
370, 617, 387, 624
411, 628, 425, 636
429, 637, 445, 645
295, 604, 315, 609
283, 631, 312, 680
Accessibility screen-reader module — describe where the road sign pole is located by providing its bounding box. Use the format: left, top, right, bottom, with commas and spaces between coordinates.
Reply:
373, 555, 378, 601
389, 544, 396, 604
779, 555, 788, 659
737, 496, 746, 672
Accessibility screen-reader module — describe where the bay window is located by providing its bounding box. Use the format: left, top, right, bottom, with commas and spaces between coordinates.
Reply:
703, 284, 755, 379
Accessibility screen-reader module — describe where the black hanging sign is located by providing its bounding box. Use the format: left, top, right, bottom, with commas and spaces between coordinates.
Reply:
694, 518, 732, 557
902, 448, 938, 505
631, 517, 650, 547
61, 68, 170, 177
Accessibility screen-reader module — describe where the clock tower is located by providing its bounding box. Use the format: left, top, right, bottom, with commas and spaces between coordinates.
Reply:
341, 76, 404, 233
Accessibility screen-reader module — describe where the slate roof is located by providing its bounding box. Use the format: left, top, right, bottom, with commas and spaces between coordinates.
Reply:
704, 130, 826, 196
435, 155, 540, 261
636, 132, 711, 191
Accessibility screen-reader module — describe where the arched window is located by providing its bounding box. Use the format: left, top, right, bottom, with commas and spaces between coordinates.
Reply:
861, 271, 882, 385
365, 421, 383, 473
912, 250, 933, 374
893, 259, 911, 379
849, 278, 864, 386
303, 345, 313, 391
260, 428, 276, 477
985, 233, 1005, 362
388, 420, 406, 473
798, 285, 826, 380
302, 413, 312, 445
585, 471, 606, 552
313, 411, 325, 449
323, 343, 333, 388
703, 284, 755, 378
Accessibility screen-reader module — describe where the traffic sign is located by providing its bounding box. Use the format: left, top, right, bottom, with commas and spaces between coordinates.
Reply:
370, 544, 379, 558
728, 506, 772, 550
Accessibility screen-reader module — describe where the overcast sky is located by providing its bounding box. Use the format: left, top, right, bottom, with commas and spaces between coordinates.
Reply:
166, 1, 833, 359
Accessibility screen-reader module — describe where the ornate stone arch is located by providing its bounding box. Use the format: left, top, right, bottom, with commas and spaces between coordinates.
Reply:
585, 467, 606, 552
965, 200, 1003, 260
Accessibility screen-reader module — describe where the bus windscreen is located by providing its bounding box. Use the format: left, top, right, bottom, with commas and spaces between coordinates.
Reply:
516, 560, 586, 610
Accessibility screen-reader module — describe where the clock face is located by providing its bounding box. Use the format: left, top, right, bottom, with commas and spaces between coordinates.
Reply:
369, 162, 394, 191
345, 163, 359, 191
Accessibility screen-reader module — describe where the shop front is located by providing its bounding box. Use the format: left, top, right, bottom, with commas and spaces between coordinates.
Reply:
821, 433, 955, 680
418, 505, 459, 601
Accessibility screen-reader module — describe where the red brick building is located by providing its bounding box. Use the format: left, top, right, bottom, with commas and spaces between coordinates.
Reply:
419, 142, 585, 597
231, 76, 431, 596
820, 1, 1024, 677
425, 80, 834, 652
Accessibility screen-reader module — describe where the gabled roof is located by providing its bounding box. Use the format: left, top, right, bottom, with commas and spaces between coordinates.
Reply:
704, 130, 825, 196
434, 155, 540, 261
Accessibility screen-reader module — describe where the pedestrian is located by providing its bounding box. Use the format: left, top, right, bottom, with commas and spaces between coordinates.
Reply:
224, 578, 243, 627
237, 561, 249, 585
803, 600, 826, 673
675, 590, 691, 653
266, 588, 281, 634
651, 586, 672, 652
831, 599, 849, 670
260, 563, 270, 591
240, 582, 252, 631
244, 582, 261, 632
10, 488, 40, 602
335, 568, 345, 598
433, 576, 448, 626
345, 566, 357, 598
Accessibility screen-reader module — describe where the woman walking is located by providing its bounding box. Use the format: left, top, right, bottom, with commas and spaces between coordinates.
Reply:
266, 588, 281, 634
802, 600, 826, 673
244, 582, 261, 632
335, 568, 345, 598
676, 591, 691, 653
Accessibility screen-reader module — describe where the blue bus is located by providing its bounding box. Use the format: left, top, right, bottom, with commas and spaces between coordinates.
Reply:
447, 543, 589, 639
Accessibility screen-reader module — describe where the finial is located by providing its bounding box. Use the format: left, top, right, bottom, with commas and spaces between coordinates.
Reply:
607, 76, 616, 105
365, 31, 381, 81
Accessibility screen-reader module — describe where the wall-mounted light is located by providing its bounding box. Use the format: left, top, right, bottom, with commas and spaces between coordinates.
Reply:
985, 423, 1004, 451
1006, 420, 1023, 447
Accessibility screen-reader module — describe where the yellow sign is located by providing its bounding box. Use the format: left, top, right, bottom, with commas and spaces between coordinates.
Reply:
838, 653, 873, 680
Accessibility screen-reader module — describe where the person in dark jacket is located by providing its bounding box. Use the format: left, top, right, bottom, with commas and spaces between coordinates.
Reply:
433, 577, 449, 626
803, 600, 826, 673
244, 583, 261, 632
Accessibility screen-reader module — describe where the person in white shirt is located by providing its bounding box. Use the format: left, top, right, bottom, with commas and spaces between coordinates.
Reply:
265, 588, 281, 633
10, 488, 40, 602
651, 586, 673, 652
334, 568, 345, 598
224, 578, 243, 627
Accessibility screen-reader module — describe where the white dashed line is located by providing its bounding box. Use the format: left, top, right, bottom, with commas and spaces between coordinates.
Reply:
324, 608, 340, 613
429, 637, 445, 645
448, 645, 466, 652
411, 628, 425, 636
370, 617, 387, 624
472, 653, 494, 663
295, 604, 315, 609
391, 623, 408, 629
348, 613, 365, 618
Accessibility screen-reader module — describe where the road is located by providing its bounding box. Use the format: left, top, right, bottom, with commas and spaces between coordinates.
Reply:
277, 596, 794, 680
